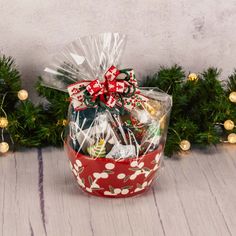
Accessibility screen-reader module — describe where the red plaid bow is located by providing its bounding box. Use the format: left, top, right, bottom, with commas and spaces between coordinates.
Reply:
67, 66, 147, 111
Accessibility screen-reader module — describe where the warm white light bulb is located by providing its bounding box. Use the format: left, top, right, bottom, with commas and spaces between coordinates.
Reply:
0, 142, 9, 154
229, 91, 236, 103
228, 133, 236, 144
0, 117, 8, 128
224, 120, 235, 131
18, 89, 28, 101
188, 73, 198, 81
180, 140, 191, 151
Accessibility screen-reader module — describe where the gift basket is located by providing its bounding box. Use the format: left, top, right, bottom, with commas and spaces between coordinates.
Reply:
43, 33, 172, 198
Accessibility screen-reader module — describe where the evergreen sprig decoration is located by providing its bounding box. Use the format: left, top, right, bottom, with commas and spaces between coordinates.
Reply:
0, 56, 69, 154
0, 56, 21, 112
143, 65, 236, 156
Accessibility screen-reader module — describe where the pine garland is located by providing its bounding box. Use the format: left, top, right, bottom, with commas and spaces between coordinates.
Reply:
143, 65, 236, 156
0, 55, 235, 156
0, 56, 69, 150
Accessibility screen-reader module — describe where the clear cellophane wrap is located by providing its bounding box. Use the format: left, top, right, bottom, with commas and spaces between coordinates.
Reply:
42, 33, 172, 161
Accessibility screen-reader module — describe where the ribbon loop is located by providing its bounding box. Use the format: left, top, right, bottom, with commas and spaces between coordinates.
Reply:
104, 65, 120, 81
86, 79, 103, 95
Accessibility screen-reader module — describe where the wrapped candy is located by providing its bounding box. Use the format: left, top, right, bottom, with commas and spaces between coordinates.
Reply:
42, 33, 172, 198
87, 139, 106, 158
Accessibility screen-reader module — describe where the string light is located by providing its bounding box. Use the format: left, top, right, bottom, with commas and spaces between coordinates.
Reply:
180, 140, 191, 151
188, 73, 198, 81
0, 117, 8, 128
0, 141, 9, 154
223, 120, 235, 131
17, 89, 28, 101
56, 119, 68, 126
228, 133, 236, 144
169, 128, 191, 152
0, 92, 12, 155
0, 88, 29, 155
229, 91, 236, 103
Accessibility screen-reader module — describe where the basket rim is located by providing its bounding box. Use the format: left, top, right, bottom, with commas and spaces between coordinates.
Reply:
65, 140, 163, 163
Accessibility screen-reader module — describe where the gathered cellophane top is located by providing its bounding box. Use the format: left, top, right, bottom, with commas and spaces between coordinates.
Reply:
42, 33, 172, 161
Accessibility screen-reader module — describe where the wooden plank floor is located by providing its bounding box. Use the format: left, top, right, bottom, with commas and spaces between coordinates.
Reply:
0, 145, 236, 236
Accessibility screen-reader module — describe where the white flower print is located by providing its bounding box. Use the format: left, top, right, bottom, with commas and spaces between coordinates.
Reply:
129, 161, 151, 180
105, 163, 115, 170
134, 181, 148, 193
104, 186, 130, 196
69, 160, 113, 192
117, 173, 126, 180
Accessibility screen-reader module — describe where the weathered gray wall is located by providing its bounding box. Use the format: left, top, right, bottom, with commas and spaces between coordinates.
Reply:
1, 0, 236, 97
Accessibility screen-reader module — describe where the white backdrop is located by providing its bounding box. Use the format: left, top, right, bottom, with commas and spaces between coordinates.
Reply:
1, 0, 236, 98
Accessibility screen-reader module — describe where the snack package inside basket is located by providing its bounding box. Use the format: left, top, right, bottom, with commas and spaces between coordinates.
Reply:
42, 33, 172, 161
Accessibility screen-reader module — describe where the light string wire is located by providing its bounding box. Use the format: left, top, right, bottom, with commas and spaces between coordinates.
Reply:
0, 92, 8, 142
0, 92, 15, 147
